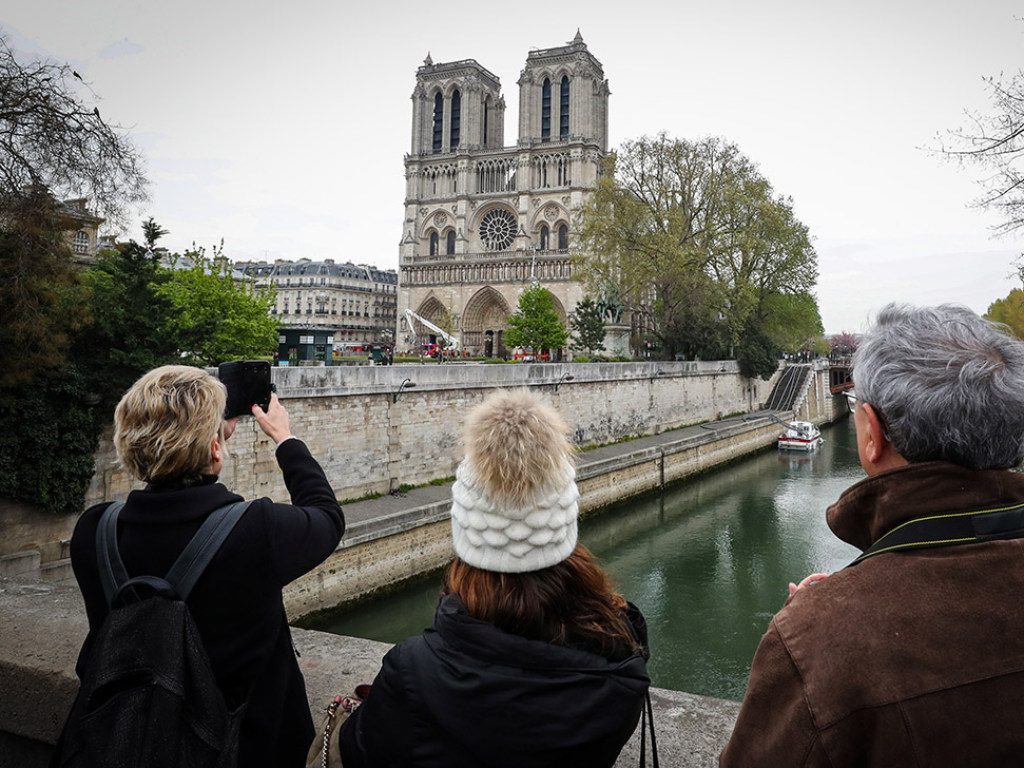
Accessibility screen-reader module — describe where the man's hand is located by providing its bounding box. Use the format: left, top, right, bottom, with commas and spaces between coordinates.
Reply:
788, 572, 829, 597
251, 394, 294, 444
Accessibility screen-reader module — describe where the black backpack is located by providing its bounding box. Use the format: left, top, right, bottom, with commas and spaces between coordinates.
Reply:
55, 499, 251, 768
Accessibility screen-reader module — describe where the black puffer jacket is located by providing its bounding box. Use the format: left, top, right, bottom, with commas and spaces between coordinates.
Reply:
339, 594, 650, 768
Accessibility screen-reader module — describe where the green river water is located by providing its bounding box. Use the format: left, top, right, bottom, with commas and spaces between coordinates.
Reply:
310, 414, 864, 701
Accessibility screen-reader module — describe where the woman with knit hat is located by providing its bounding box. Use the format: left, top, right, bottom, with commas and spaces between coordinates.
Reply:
337, 388, 652, 768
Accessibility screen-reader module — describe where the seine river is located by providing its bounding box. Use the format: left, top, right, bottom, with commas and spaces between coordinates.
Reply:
310, 414, 864, 701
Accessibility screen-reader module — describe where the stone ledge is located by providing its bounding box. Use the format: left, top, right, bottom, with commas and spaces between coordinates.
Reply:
0, 573, 739, 767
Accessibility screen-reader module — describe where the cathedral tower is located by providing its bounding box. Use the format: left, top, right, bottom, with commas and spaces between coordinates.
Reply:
398, 34, 610, 359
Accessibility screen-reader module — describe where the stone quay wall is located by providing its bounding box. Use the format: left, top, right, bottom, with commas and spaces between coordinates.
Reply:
92, 359, 774, 507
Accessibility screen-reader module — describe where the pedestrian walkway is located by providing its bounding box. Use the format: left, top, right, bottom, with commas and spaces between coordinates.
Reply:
341, 411, 783, 529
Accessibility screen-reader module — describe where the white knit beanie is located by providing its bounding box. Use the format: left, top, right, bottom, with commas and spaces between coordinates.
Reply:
450, 389, 579, 573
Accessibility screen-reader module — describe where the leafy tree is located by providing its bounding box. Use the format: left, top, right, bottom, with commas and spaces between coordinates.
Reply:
986, 288, 1024, 339
154, 244, 278, 366
434, 305, 457, 352
76, 227, 178, 410
569, 297, 606, 354
735, 322, 780, 380
0, 190, 90, 389
761, 293, 824, 355
0, 365, 101, 514
937, 65, 1024, 236
0, 35, 147, 228
575, 133, 818, 360
504, 283, 569, 356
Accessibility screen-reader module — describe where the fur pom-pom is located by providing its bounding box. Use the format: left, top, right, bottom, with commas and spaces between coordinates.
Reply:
462, 389, 574, 505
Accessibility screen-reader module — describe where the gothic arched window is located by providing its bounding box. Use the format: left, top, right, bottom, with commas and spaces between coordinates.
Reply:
450, 89, 461, 150
483, 97, 490, 147
432, 93, 443, 154
429, 231, 439, 256
541, 78, 551, 142
558, 224, 569, 251
446, 230, 456, 255
559, 76, 570, 138
540, 225, 549, 250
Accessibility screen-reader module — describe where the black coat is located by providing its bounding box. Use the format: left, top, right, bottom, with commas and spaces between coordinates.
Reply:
339, 594, 651, 768
68, 439, 344, 768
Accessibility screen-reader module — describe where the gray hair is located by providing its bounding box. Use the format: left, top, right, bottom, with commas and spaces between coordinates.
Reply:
853, 303, 1024, 469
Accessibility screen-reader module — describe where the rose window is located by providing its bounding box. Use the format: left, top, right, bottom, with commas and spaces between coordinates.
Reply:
479, 209, 517, 251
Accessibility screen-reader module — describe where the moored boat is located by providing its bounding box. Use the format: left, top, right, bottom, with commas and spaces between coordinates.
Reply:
778, 420, 823, 451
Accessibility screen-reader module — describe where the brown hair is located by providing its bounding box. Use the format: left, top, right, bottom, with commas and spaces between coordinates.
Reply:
114, 365, 226, 484
444, 543, 641, 658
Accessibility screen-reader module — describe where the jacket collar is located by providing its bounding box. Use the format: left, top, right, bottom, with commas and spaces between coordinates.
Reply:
827, 461, 1024, 551
119, 481, 244, 524
430, 593, 645, 674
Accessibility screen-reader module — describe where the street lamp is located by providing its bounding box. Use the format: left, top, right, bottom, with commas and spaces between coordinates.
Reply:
393, 378, 416, 403
554, 373, 574, 392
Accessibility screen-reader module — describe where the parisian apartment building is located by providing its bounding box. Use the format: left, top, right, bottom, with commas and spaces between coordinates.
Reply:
235, 258, 398, 353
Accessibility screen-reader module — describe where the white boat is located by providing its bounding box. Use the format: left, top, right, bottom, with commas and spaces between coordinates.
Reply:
778, 420, 823, 451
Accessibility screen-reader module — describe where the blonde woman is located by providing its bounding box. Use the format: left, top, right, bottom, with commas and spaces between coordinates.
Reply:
63, 365, 344, 767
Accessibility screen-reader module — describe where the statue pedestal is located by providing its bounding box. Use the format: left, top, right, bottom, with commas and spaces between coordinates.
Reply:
604, 324, 631, 358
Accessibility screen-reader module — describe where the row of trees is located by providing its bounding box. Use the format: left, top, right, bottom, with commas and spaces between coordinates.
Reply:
573, 133, 822, 378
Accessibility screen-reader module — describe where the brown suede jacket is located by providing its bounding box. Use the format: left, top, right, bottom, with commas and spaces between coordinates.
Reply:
721, 461, 1024, 767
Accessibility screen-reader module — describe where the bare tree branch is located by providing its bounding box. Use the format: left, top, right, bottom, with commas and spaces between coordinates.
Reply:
0, 35, 148, 229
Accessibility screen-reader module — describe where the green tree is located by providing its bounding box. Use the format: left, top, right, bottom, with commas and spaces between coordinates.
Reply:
575, 132, 818, 361
569, 297, 606, 354
154, 245, 278, 366
504, 283, 569, 356
986, 288, 1024, 339
735, 322, 780, 380
761, 293, 825, 355
0, 366, 101, 514
0, 190, 91, 389
76, 225, 178, 410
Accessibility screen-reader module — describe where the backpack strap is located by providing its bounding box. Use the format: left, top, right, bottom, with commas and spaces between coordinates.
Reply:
165, 500, 251, 599
96, 499, 252, 607
849, 499, 1024, 567
98, 501, 129, 607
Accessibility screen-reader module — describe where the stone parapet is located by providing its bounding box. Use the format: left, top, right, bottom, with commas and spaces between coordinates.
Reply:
0, 573, 740, 767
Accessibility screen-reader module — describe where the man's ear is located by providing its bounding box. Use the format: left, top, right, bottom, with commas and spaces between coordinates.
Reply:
210, 433, 223, 465
860, 403, 887, 464
861, 403, 907, 472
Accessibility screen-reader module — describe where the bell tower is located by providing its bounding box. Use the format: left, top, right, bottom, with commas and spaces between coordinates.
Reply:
517, 30, 610, 152
410, 55, 505, 155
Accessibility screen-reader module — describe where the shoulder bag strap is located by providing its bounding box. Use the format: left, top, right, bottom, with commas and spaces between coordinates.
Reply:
849, 499, 1024, 567
165, 500, 252, 600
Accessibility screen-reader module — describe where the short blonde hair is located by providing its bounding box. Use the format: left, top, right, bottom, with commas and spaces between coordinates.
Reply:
114, 365, 226, 484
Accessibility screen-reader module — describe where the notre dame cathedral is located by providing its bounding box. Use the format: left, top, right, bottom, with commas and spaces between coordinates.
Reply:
396, 31, 610, 359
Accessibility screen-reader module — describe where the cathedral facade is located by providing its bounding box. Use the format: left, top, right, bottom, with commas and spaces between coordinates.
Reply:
396, 32, 609, 358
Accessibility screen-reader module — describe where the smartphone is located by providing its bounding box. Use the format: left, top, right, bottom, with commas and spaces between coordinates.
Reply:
218, 360, 273, 418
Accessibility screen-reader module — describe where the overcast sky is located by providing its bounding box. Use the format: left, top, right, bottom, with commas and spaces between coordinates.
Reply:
4, 0, 1022, 334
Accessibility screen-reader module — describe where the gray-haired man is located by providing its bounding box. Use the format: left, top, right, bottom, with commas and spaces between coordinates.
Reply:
722, 303, 1024, 767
